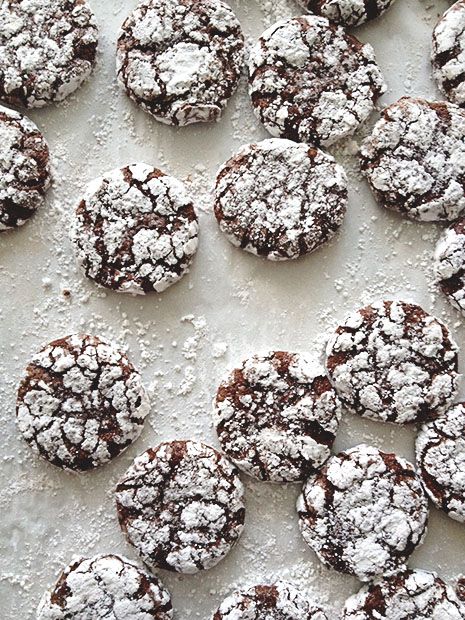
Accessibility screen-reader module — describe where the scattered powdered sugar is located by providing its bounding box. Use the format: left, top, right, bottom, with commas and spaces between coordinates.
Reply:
0, 0, 98, 108
295, 0, 397, 27
434, 217, 465, 315
297, 444, 429, 582
432, 0, 465, 106
214, 138, 347, 260
115, 440, 245, 574
325, 300, 460, 424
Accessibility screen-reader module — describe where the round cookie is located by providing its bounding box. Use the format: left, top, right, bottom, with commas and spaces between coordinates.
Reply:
325, 300, 460, 424
213, 351, 342, 483
72, 163, 199, 295
115, 440, 245, 574
0, 105, 50, 231
214, 139, 348, 260
297, 444, 429, 582
0, 0, 98, 108
342, 569, 464, 619
434, 217, 465, 314
248, 15, 386, 147
432, 1, 465, 107
116, 0, 244, 126
37, 554, 172, 620
16, 334, 150, 471
212, 582, 328, 620
295, 0, 396, 27
360, 98, 465, 222
416, 403, 465, 523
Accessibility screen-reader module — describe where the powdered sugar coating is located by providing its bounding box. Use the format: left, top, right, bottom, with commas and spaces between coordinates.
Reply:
213, 351, 342, 483
0, 105, 50, 231
360, 97, 465, 222
325, 300, 460, 424
116, 0, 244, 126
297, 444, 429, 582
416, 403, 465, 523
37, 554, 173, 620
16, 334, 150, 472
295, 0, 396, 27
214, 139, 347, 261
432, 0, 465, 107
434, 217, 465, 314
212, 582, 329, 620
0, 0, 98, 108
115, 440, 245, 574
72, 163, 199, 295
248, 15, 386, 147
342, 569, 464, 619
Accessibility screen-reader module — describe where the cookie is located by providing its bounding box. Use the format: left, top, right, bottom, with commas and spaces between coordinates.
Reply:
0, 105, 50, 231
434, 217, 465, 314
432, 1, 465, 107
297, 444, 429, 582
212, 582, 328, 620
37, 554, 173, 620
342, 569, 464, 619
72, 163, 199, 295
0, 0, 98, 108
295, 0, 396, 27
248, 15, 386, 147
115, 440, 245, 574
360, 97, 465, 222
416, 403, 465, 523
213, 351, 342, 483
116, 0, 244, 126
214, 139, 348, 261
16, 334, 150, 471
325, 300, 460, 424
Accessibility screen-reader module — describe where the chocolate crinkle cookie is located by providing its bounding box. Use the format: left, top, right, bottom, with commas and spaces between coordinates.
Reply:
325, 300, 460, 424
0, 0, 98, 108
342, 569, 465, 619
295, 0, 397, 27
432, 0, 465, 107
212, 582, 329, 620
434, 217, 465, 315
37, 554, 173, 620
214, 139, 348, 261
297, 444, 429, 582
115, 440, 245, 574
16, 334, 150, 472
213, 351, 342, 483
248, 15, 385, 147
116, 0, 244, 126
0, 105, 50, 231
416, 403, 465, 523
72, 163, 199, 295
360, 97, 465, 222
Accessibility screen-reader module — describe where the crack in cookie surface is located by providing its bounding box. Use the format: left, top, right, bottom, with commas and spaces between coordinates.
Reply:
295, 0, 396, 27
434, 217, 465, 314
432, 0, 465, 107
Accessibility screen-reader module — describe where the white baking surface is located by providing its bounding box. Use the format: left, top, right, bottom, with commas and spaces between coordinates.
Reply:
1, 0, 465, 617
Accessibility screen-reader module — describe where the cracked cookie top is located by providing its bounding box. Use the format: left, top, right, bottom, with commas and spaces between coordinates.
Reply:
0, 0, 98, 108
72, 163, 199, 295
212, 582, 329, 620
248, 15, 386, 147
115, 440, 246, 574
432, 0, 465, 107
342, 569, 464, 619
16, 334, 150, 472
360, 97, 465, 222
325, 300, 460, 424
116, 0, 244, 126
434, 217, 465, 315
297, 444, 429, 582
37, 554, 173, 620
214, 139, 348, 261
213, 351, 342, 483
416, 403, 465, 523
0, 105, 50, 231
295, 0, 397, 27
